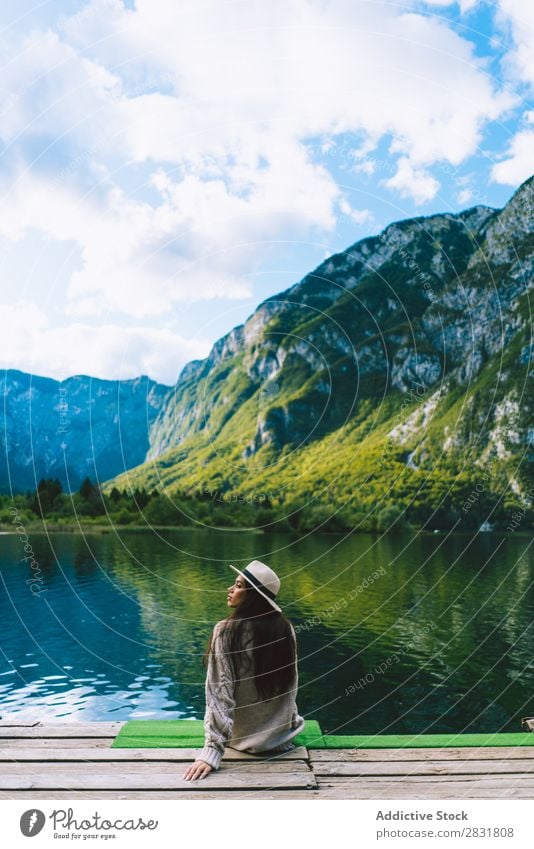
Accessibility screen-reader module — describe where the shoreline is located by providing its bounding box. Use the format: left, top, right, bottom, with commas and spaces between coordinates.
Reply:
0, 523, 531, 537
0, 523, 267, 534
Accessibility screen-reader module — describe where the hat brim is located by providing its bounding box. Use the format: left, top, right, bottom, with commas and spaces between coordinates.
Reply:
229, 564, 282, 612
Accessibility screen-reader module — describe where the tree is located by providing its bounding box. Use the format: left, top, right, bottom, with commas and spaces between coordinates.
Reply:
375, 504, 407, 533
79, 477, 96, 500
144, 495, 182, 525
78, 477, 105, 516
133, 487, 150, 509
31, 478, 63, 516
109, 487, 122, 503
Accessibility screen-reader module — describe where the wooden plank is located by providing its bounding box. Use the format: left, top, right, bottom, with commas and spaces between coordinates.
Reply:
318, 774, 534, 786
1, 778, 532, 800
316, 777, 534, 800
0, 738, 123, 750
0, 723, 124, 738
310, 747, 534, 762
0, 761, 307, 776
0, 746, 308, 762
0, 762, 317, 790
0, 790, 324, 800
231, 746, 308, 761
1, 774, 532, 799
313, 759, 534, 777
336, 773, 534, 785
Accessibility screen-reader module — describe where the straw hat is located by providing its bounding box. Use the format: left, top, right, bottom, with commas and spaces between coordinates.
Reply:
229, 559, 281, 612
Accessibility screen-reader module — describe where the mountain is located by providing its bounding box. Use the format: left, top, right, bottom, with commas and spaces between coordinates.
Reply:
105, 175, 534, 531
0, 371, 171, 493
3, 176, 532, 531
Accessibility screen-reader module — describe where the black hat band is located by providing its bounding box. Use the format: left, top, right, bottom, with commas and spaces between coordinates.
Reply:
241, 567, 277, 601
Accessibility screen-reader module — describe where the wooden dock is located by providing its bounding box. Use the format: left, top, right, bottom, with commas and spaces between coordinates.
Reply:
1, 721, 534, 799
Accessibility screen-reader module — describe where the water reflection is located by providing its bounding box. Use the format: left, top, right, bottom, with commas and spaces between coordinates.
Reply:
0, 529, 532, 732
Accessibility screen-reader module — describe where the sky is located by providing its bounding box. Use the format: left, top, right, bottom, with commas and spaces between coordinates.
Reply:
0, 0, 532, 386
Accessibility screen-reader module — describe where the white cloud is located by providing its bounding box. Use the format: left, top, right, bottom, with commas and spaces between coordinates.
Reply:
111, 2, 511, 174
0, 150, 339, 317
0, 170, 254, 317
488, 3, 534, 188
339, 199, 374, 225
415, 0, 479, 10
0, 0, 522, 382
491, 128, 534, 185
0, 28, 121, 148
457, 188, 474, 204
496, 1, 534, 90
353, 160, 378, 176
29, 1, 513, 174
0, 302, 210, 384
383, 157, 440, 204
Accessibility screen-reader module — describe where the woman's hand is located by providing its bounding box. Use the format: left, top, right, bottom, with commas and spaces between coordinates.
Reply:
183, 759, 214, 781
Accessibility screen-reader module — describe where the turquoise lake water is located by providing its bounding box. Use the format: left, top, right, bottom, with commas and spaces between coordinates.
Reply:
0, 528, 533, 734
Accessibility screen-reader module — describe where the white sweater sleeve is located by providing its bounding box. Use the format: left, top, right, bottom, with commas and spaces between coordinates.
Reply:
289, 625, 301, 728
197, 622, 236, 770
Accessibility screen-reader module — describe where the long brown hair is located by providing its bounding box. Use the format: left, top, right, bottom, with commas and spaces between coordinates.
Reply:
204, 579, 297, 700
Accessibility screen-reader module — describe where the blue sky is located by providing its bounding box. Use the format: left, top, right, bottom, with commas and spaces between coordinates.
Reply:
0, 0, 532, 385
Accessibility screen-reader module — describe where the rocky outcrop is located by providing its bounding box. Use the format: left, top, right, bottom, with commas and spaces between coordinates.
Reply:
0, 371, 170, 492
144, 176, 533, 494
5, 176, 532, 502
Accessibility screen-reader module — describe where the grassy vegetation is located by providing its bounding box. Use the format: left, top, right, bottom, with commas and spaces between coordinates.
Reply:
98, 228, 534, 536
98, 373, 532, 535
9, 181, 531, 536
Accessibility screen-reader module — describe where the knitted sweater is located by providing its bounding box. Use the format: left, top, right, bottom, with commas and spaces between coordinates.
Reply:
197, 619, 305, 770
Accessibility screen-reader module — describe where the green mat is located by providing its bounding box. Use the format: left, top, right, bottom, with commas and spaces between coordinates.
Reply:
112, 720, 534, 750
111, 719, 325, 749
323, 733, 534, 748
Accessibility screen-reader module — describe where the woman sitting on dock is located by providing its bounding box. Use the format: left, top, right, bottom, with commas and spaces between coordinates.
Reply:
184, 559, 305, 780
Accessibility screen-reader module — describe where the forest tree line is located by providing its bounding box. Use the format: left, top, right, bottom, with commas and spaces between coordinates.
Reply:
0, 472, 532, 534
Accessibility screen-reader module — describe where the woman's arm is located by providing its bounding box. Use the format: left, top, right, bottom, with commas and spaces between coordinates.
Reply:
289, 624, 303, 728
195, 622, 236, 772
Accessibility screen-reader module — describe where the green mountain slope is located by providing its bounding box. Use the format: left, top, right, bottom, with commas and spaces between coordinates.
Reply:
106, 176, 534, 532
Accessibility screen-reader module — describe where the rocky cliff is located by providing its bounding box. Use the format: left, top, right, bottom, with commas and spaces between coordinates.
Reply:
113, 175, 532, 528
0, 371, 171, 493
4, 175, 532, 530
